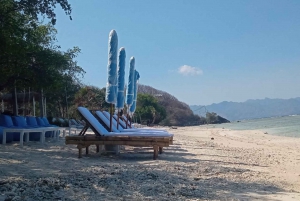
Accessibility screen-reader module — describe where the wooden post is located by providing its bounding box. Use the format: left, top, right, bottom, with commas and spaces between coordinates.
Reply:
77, 145, 82, 158
44, 97, 47, 117
159, 147, 163, 154
33, 96, 36, 116
153, 146, 158, 160
96, 145, 100, 153
109, 103, 113, 132
65, 87, 69, 120
86, 146, 89, 155
39, 89, 44, 117
130, 115, 132, 127
126, 114, 129, 128
12, 87, 18, 116
28, 87, 30, 115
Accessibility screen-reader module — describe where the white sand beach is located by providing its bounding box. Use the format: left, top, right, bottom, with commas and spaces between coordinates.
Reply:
0, 127, 300, 201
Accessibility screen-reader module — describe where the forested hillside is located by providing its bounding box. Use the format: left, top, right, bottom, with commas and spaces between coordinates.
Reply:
138, 85, 201, 126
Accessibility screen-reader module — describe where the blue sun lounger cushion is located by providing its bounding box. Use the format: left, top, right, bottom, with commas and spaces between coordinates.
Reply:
25, 116, 44, 141
0, 115, 14, 143
11, 116, 36, 141
41, 117, 58, 127
36, 117, 54, 137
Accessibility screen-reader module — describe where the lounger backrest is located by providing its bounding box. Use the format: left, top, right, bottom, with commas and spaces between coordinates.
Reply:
113, 114, 127, 128
102, 111, 124, 131
122, 115, 127, 121
36, 117, 46, 126
0, 115, 14, 127
42, 117, 50, 125
122, 115, 135, 128
102, 111, 110, 120
12, 116, 27, 127
26, 116, 39, 127
95, 111, 120, 132
70, 119, 78, 125
76, 120, 83, 125
77, 107, 109, 135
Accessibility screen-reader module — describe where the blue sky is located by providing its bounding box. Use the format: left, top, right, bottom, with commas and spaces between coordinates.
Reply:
54, 0, 300, 105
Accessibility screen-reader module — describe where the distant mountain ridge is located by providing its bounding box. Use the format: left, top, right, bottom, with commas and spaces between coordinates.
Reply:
190, 97, 300, 121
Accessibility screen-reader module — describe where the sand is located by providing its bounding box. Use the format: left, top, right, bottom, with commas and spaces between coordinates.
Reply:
0, 126, 300, 201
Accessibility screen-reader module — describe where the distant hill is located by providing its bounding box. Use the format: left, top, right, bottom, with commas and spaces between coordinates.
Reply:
138, 84, 200, 126
190, 97, 300, 121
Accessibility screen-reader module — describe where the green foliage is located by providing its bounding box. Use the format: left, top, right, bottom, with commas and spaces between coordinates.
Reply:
135, 94, 166, 124
205, 112, 230, 124
0, 0, 86, 119
206, 112, 218, 124
0, 0, 72, 25
0, 0, 75, 90
68, 86, 110, 119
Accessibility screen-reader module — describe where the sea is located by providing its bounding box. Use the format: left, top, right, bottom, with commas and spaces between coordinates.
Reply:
201, 115, 300, 138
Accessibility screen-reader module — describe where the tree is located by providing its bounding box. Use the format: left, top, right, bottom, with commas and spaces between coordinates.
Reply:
138, 84, 203, 126
135, 94, 166, 124
0, 0, 72, 25
69, 86, 110, 118
0, 0, 73, 91
206, 112, 218, 124
0, 0, 85, 118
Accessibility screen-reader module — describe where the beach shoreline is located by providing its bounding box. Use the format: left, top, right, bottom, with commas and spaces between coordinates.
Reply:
0, 126, 300, 200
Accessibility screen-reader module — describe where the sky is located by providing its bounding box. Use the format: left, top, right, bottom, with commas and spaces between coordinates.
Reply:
53, 0, 300, 105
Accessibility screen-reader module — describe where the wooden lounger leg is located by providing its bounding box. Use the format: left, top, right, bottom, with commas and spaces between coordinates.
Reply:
86, 146, 89, 155
96, 145, 100, 153
159, 147, 163, 154
77, 145, 82, 158
153, 146, 158, 160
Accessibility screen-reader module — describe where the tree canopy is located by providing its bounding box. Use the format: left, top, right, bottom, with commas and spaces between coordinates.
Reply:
135, 94, 166, 124
0, 0, 86, 118
0, 0, 80, 92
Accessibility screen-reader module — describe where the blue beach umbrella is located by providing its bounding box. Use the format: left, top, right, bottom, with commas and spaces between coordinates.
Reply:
125, 57, 135, 128
129, 70, 140, 119
116, 47, 126, 128
105, 30, 118, 131
116, 47, 126, 110
126, 57, 135, 108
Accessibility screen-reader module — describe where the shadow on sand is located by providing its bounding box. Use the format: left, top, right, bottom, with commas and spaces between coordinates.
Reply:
0, 140, 292, 200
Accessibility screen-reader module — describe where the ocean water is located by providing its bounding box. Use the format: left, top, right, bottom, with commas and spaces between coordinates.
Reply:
201, 115, 300, 138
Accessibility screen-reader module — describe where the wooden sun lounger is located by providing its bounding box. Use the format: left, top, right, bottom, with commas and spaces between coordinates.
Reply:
66, 135, 169, 159
65, 107, 173, 160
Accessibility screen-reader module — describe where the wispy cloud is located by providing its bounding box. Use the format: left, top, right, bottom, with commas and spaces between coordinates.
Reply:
178, 65, 203, 76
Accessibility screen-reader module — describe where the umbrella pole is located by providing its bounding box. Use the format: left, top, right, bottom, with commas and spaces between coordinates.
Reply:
117, 110, 120, 129
126, 114, 129, 128
110, 103, 113, 132
130, 115, 132, 127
